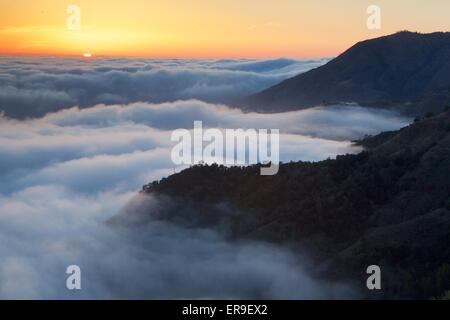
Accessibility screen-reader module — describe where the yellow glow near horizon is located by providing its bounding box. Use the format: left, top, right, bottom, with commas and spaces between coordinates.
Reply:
1, 0, 450, 58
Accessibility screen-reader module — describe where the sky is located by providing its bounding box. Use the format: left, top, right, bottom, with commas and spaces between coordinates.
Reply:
1, 0, 450, 58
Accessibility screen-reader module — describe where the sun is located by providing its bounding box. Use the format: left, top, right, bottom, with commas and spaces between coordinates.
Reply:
83, 53, 92, 58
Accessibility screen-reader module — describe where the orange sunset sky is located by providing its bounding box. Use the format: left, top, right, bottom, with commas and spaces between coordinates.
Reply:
1, 0, 450, 58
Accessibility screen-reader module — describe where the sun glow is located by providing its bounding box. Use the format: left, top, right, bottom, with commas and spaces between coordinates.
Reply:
1, 0, 450, 58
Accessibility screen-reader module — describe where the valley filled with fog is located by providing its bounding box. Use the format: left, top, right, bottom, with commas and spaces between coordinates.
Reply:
0, 57, 411, 298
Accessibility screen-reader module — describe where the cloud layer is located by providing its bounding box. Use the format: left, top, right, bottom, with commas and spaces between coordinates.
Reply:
0, 56, 328, 118
0, 189, 358, 299
0, 56, 412, 299
0, 98, 411, 298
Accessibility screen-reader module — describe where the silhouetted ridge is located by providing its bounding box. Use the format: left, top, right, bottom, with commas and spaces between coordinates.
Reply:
141, 109, 450, 299
241, 31, 450, 116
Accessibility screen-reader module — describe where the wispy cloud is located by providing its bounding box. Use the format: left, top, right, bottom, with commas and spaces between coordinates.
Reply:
0, 25, 96, 34
0, 25, 64, 33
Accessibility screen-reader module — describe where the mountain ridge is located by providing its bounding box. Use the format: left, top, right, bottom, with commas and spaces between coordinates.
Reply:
240, 31, 450, 116
134, 109, 450, 299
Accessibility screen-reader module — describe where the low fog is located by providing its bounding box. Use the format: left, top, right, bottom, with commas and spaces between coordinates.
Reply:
0, 99, 411, 298
0, 189, 357, 299
0, 56, 328, 118
0, 57, 412, 299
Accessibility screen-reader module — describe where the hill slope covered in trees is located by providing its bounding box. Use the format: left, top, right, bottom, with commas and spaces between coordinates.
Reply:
138, 109, 450, 299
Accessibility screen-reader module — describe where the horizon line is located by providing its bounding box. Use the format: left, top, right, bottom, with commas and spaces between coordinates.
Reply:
0, 52, 334, 60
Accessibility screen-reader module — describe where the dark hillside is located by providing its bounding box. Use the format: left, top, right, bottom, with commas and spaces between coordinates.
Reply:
138, 109, 450, 298
242, 32, 450, 116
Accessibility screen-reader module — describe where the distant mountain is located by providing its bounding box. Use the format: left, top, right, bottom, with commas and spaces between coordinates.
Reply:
241, 31, 450, 116
137, 109, 450, 299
